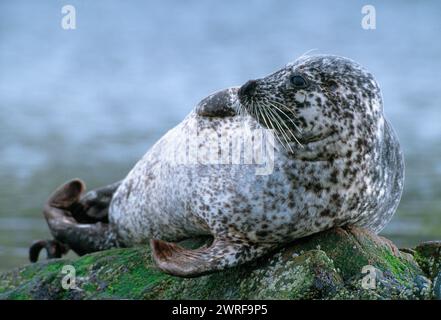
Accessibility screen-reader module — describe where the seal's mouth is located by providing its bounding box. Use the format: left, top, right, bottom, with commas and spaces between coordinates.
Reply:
237, 79, 304, 152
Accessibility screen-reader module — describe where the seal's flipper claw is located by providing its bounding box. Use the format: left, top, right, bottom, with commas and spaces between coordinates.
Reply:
29, 240, 46, 262
29, 239, 69, 262
150, 238, 276, 277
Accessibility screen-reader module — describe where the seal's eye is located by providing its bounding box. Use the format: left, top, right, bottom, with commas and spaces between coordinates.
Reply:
290, 75, 308, 88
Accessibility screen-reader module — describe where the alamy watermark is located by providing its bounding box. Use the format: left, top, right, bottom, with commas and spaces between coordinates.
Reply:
61, 5, 76, 30
361, 265, 382, 289
61, 265, 82, 291
361, 5, 376, 30
162, 122, 275, 176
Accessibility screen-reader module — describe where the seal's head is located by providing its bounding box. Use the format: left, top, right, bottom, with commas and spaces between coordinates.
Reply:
238, 54, 383, 158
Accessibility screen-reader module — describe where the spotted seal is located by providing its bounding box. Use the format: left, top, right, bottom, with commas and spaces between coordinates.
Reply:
30, 54, 404, 277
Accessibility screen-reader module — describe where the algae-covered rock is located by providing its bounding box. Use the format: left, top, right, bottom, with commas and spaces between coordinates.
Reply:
413, 241, 441, 279
0, 227, 439, 300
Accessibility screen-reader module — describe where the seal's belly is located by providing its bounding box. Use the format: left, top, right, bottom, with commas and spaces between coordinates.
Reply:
108, 112, 278, 243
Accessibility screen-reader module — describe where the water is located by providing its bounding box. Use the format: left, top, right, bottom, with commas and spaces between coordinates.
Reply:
0, 0, 440, 272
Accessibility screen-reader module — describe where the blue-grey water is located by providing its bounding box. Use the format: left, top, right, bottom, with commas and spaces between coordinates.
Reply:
0, 0, 440, 272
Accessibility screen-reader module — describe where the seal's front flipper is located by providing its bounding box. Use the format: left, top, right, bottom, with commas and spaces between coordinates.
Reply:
37, 179, 121, 259
195, 87, 239, 118
150, 237, 276, 277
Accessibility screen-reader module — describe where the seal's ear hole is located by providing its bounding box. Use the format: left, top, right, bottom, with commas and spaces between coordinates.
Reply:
326, 80, 339, 92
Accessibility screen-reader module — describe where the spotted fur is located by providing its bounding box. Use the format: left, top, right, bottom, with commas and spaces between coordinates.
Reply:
40, 55, 405, 277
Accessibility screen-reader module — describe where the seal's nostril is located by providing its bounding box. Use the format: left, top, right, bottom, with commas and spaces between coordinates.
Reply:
239, 80, 258, 98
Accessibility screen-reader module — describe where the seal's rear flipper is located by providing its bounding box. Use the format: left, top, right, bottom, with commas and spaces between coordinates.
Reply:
37, 179, 121, 260
29, 239, 69, 262
150, 238, 276, 277
76, 180, 122, 223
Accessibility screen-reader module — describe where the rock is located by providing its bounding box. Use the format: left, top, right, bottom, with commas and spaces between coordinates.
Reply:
433, 273, 441, 300
0, 227, 439, 300
413, 241, 441, 300
414, 241, 441, 279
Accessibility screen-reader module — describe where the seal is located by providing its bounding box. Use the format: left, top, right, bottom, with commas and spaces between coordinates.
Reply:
31, 54, 404, 277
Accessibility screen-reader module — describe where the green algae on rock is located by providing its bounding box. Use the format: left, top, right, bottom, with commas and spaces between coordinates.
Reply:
413, 241, 441, 279
0, 227, 439, 300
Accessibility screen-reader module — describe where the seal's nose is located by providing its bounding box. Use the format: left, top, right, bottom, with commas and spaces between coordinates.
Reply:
238, 80, 258, 98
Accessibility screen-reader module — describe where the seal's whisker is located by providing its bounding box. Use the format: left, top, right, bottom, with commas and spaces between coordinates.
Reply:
241, 99, 254, 119
298, 48, 319, 60
256, 101, 272, 130
267, 114, 292, 152
265, 100, 303, 133
265, 105, 303, 148
265, 105, 303, 149
233, 96, 245, 117
255, 102, 277, 139
250, 101, 259, 120
259, 101, 294, 153
267, 99, 300, 120
263, 103, 297, 140
258, 104, 292, 151
240, 97, 302, 150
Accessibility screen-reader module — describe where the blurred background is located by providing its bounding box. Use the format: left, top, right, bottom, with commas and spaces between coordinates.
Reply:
0, 0, 440, 272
